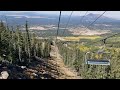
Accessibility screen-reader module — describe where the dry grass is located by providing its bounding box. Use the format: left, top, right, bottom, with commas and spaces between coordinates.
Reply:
62, 36, 101, 41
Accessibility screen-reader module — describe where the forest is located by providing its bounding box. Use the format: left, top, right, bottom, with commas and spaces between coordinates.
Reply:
1, 19, 120, 79
1, 10, 120, 79
1, 20, 120, 79
0, 20, 52, 64
57, 34, 120, 79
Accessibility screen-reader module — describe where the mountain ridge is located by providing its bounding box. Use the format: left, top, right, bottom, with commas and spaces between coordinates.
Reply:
0, 12, 120, 27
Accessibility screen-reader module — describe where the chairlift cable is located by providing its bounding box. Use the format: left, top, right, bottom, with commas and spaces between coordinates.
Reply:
62, 11, 88, 37
62, 11, 73, 36
56, 11, 62, 42
78, 11, 88, 27
84, 11, 106, 31
88, 32, 120, 46
83, 11, 112, 66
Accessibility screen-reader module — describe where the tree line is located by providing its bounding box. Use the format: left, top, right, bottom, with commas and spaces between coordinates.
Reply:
0, 21, 51, 66
57, 38, 120, 79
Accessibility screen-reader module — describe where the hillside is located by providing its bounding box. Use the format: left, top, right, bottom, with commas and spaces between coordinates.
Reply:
1, 11, 120, 79
69, 27, 111, 35
0, 44, 81, 79
50, 45, 81, 79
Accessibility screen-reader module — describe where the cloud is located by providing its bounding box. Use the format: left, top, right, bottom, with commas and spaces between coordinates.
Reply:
1, 11, 120, 20
11, 15, 56, 19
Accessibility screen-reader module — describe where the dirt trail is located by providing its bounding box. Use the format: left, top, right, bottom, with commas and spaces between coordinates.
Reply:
49, 45, 82, 79
0, 45, 81, 79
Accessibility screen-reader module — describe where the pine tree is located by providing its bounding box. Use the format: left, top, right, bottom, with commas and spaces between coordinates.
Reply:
25, 21, 31, 63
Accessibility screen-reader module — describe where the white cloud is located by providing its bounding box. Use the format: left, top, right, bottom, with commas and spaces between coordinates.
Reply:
1, 11, 120, 20
35, 11, 120, 19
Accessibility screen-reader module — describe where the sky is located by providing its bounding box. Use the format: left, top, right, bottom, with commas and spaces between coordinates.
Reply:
36, 11, 120, 20
1, 11, 120, 20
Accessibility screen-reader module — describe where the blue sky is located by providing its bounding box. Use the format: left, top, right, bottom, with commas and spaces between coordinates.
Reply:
1, 11, 120, 20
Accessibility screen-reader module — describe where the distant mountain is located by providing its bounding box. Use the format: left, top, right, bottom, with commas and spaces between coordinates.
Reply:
0, 12, 120, 28
83, 13, 119, 23
0, 12, 58, 26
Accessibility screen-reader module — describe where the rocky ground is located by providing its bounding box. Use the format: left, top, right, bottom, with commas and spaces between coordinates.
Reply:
0, 45, 81, 79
